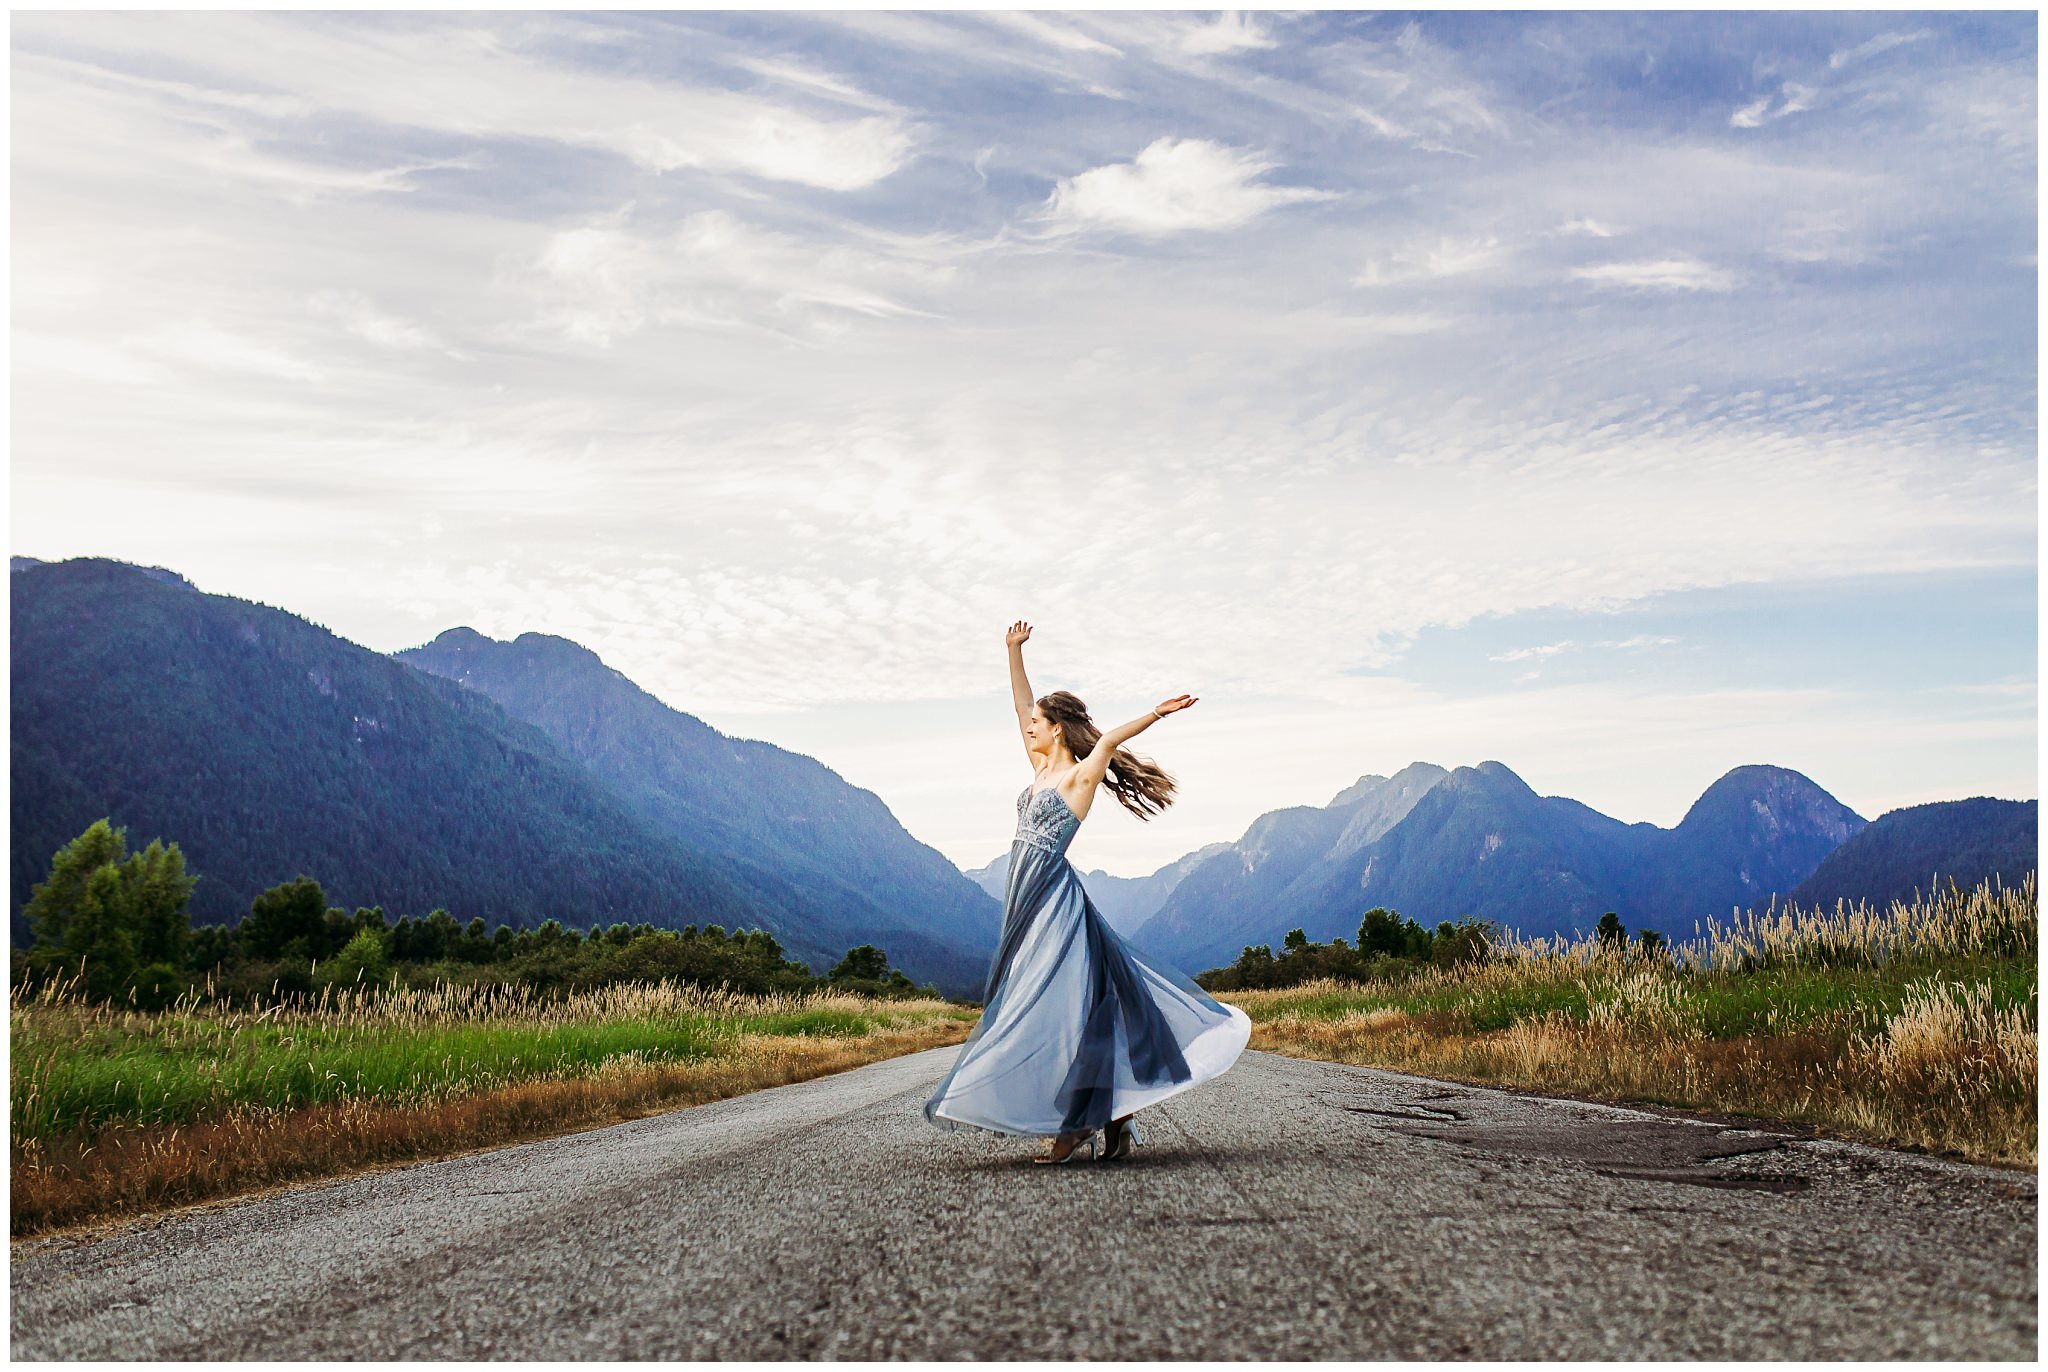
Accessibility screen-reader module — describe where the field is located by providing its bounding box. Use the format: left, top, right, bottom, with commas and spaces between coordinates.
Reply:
14, 874, 2035, 1238
1219, 874, 2037, 1168
11, 977, 975, 1237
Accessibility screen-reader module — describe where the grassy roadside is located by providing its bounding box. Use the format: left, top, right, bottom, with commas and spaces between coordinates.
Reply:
1216, 875, 2037, 1168
11, 978, 976, 1238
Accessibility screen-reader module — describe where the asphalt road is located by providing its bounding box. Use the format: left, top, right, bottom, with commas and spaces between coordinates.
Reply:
10, 1046, 2037, 1359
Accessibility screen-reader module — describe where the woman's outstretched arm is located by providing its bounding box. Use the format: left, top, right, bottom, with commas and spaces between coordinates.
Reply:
1076, 694, 1198, 785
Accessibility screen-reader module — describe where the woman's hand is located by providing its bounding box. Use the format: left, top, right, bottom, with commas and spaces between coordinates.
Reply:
1154, 693, 1198, 716
1006, 620, 1032, 648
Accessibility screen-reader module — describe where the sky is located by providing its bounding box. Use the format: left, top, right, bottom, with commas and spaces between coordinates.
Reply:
10, 6, 2038, 877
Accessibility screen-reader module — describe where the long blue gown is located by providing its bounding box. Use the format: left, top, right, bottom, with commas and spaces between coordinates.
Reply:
923, 780, 1252, 1138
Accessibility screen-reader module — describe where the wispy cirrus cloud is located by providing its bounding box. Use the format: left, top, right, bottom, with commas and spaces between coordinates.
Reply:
1830, 29, 1934, 71
15, 11, 925, 191
1570, 257, 1742, 292
1354, 234, 1505, 288
1731, 82, 1817, 128
1037, 135, 1334, 236
1491, 634, 1680, 664
521, 206, 959, 348
1555, 217, 1620, 238
309, 289, 459, 354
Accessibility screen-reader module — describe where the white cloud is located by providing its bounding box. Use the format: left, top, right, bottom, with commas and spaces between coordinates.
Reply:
1768, 209, 1884, 266
1829, 29, 1933, 71
727, 53, 905, 115
1039, 136, 1333, 236
16, 13, 923, 191
524, 207, 955, 348
1491, 641, 1576, 663
978, 11, 1123, 58
131, 320, 328, 381
1570, 257, 1741, 292
1556, 217, 1620, 238
1731, 81, 1817, 128
308, 289, 454, 353
1180, 12, 1278, 57
1354, 234, 1505, 288
1489, 634, 1678, 664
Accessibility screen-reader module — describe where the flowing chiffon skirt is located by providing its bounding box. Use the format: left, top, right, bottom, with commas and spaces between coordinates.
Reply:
924, 784, 1251, 1138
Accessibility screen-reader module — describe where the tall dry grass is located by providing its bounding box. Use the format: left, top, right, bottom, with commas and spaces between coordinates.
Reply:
1224, 874, 2037, 1167
11, 973, 974, 1237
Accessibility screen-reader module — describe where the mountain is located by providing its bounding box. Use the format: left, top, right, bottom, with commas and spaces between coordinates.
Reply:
394, 628, 998, 993
1764, 797, 2037, 913
1129, 762, 1450, 963
11, 558, 770, 954
1642, 764, 1868, 920
1129, 760, 1868, 973
964, 840, 1233, 938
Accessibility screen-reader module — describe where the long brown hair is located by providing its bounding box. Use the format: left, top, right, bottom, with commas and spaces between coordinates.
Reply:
1036, 689, 1177, 820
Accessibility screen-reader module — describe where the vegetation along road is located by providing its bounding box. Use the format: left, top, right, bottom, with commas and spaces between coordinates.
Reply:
10, 1044, 2034, 1359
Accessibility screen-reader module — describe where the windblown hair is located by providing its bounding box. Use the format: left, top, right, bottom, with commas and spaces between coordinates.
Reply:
1036, 689, 1177, 820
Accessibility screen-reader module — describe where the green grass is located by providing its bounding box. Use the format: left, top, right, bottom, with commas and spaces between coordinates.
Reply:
12, 981, 976, 1141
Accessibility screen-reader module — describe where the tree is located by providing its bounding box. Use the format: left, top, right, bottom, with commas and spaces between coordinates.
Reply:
66, 863, 138, 1001
1634, 928, 1666, 959
1357, 907, 1407, 958
242, 876, 329, 960
1595, 912, 1627, 951
187, 923, 234, 973
1282, 928, 1310, 953
22, 818, 197, 1002
319, 927, 392, 989
24, 818, 130, 953
414, 908, 463, 962
831, 944, 890, 982
1431, 916, 1496, 967
124, 839, 196, 970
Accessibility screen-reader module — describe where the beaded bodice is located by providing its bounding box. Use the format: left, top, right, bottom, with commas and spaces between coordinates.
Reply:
1015, 783, 1082, 857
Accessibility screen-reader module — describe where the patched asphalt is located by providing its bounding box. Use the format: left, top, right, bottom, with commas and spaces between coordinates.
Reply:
10, 1047, 2037, 1359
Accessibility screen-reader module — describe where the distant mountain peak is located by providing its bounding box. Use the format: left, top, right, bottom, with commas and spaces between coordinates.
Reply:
1441, 760, 1536, 800
1677, 764, 1861, 842
418, 626, 610, 666
1328, 774, 1390, 808
1700, 762, 1810, 792
426, 626, 490, 646
17, 555, 195, 590
1329, 761, 1448, 810
510, 631, 604, 662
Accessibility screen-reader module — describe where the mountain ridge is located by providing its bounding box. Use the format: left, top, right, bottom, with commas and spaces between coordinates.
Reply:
395, 626, 1000, 993
1127, 759, 1872, 971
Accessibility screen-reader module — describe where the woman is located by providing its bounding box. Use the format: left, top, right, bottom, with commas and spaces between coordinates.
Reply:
923, 619, 1252, 1163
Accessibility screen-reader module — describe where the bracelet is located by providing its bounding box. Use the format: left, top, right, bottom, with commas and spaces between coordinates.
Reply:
1150, 708, 1164, 720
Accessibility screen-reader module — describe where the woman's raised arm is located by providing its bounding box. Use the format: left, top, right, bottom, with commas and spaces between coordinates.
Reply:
1007, 621, 1037, 763
1006, 620, 1036, 721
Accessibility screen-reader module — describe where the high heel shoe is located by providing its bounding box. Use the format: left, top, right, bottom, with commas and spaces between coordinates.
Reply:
1102, 1116, 1144, 1160
1031, 1130, 1099, 1164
